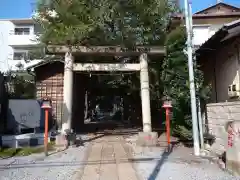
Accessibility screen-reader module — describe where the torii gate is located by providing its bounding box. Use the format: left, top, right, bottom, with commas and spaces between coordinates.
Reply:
46, 46, 165, 136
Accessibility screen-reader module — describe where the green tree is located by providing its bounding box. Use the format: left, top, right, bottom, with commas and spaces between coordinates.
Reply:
162, 27, 211, 140
35, 0, 176, 46
5, 71, 35, 99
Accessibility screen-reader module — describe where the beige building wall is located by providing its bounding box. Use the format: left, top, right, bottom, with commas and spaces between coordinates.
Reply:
203, 39, 240, 103
192, 17, 240, 46
202, 39, 240, 156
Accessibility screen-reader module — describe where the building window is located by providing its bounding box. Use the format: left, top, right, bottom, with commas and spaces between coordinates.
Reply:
14, 28, 30, 35
13, 52, 28, 60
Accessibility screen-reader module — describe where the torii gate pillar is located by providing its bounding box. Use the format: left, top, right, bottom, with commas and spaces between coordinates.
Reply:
62, 52, 74, 131
137, 53, 158, 146
139, 53, 152, 133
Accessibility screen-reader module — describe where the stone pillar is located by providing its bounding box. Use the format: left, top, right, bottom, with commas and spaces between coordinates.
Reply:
62, 52, 74, 131
139, 53, 152, 133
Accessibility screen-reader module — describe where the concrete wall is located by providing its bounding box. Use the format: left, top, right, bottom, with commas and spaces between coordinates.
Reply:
206, 101, 240, 155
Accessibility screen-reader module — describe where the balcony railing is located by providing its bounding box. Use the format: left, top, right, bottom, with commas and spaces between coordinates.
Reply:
8, 59, 42, 71
8, 34, 39, 46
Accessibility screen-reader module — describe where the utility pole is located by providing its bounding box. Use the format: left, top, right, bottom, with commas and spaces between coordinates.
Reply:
188, 1, 204, 150
184, 0, 200, 156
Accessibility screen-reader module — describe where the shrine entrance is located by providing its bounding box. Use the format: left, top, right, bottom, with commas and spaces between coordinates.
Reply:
46, 45, 165, 133
81, 73, 142, 133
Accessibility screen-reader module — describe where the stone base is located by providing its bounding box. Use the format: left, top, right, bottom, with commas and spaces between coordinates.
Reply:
226, 160, 240, 176
55, 134, 67, 147
136, 132, 158, 146
55, 133, 79, 147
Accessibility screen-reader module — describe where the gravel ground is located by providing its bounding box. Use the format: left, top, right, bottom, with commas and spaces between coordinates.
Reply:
0, 136, 89, 180
2, 133, 240, 180
125, 135, 240, 180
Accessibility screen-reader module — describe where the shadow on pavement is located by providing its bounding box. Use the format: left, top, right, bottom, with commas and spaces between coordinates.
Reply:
147, 143, 175, 180
0, 154, 184, 170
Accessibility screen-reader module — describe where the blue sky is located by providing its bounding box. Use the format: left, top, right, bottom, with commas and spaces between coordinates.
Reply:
0, 0, 239, 19
0, 0, 35, 19
190, 0, 240, 12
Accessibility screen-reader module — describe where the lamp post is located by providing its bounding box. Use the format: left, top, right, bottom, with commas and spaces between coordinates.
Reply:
162, 96, 172, 152
41, 97, 52, 156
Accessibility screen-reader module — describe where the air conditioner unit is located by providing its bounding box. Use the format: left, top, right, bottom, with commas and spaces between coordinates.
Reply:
228, 84, 240, 98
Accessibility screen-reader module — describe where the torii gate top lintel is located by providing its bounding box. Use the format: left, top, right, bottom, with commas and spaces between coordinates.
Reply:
46, 45, 166, 56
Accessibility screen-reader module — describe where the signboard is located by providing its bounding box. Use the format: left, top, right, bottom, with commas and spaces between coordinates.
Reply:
7, 99, 41, 133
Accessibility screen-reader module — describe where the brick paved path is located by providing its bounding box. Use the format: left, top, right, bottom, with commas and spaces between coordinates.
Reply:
80, 135, 139, 180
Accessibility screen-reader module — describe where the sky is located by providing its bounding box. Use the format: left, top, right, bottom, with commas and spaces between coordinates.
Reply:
0, 0, 35, 19
190, 0, 240, 12
0, 0, 240, 19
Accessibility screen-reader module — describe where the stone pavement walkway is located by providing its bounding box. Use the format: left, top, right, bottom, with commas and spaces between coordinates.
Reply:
80, 135, 139, 180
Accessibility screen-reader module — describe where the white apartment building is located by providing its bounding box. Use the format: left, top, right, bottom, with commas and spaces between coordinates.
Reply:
0, 18, 42, 73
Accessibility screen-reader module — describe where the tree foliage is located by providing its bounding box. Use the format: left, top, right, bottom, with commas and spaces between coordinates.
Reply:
163, 27, 211, 139
35, 0, 176, 46
5, 72, 35, 99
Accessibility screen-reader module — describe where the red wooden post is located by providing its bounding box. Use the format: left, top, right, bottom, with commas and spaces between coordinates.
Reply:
44, 109, 49, 156
165, 107, 171, 146
41, 98, 52, 156
162, 98, 172, 152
